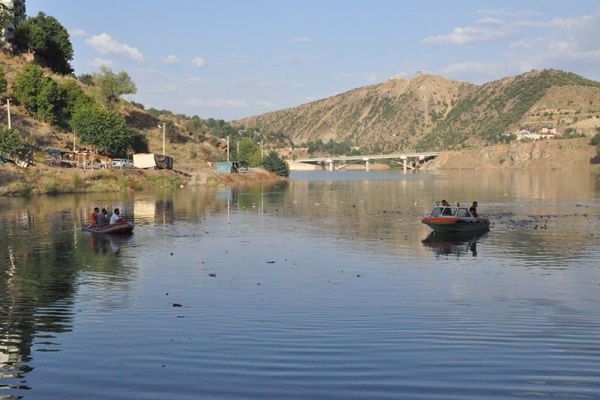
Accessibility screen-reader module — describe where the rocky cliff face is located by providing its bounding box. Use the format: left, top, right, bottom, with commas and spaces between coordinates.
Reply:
423, 138, 595, 170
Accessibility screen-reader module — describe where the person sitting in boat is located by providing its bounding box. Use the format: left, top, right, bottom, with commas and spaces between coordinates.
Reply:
97, 208, 107, 226
90, 207, 100, 226
469, 201, 479, 218
440, 200, 452, 215
110, 208, 122, 225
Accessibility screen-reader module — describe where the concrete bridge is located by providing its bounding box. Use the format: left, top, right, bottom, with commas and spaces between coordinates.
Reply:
296, 152, 440, 172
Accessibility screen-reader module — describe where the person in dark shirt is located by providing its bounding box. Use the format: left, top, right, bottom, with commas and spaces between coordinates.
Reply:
469, 201, 479, 218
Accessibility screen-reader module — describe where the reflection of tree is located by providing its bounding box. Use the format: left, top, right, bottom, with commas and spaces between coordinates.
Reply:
0, 206, 130, 396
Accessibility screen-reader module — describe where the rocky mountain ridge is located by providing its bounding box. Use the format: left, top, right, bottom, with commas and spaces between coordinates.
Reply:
236, 70, 600, 151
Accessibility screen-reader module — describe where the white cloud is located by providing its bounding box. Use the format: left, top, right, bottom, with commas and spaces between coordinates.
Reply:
283, 53, 312, 64
185, 76, 205, 85
225, 54, 250, 64
161, 55, 181, 65
192, 57, 206, 68
422, 26, 510, 45
289, 36, 312, 44
86, 33, 144, 62
477, 9, 541, 18
257, 100, 276, 108
475, 17, 503, 25
333, 72, 380, 84
184, 98, 247, 108
509, 37, 544, 49
70, 29, 89, 38
89, 58, 115, 68
438, 62, 532, 83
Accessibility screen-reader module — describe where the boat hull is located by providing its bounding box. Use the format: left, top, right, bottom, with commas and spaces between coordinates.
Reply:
82, 221, 134, 234
421, 217, 489, 233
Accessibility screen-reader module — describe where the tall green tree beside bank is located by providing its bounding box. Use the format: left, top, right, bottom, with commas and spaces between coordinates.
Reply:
70, 104, 132, 156
262, 151, 289, 177
14, 12, 74, 74
236, 138, 263, 166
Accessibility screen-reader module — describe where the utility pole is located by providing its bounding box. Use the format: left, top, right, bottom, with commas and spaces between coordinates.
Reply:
226, 136, 230, 162
158, 123, 166, 155
6, 99, 12, 129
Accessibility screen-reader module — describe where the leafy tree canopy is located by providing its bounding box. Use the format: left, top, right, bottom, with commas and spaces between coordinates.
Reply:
262, 151, 289, 177
236, 138, 262, 167
93, 66, 137, 105
12, 64, 67, 124
0, 128, 24, 157
70, 103, 132, 156
14, 12, 74, 74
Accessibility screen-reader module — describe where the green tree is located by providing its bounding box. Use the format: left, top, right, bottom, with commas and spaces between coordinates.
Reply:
0, 128, 24, 157
70, 103, 132, 156
93, 66, 137, 105
591, 133, 600, 146
12, 64, 67, 124
14, 12, 73, 74
262, 151, 289, 177
61, 79, 93, 122
237, 138, 262, 166
0, 64, 7, 94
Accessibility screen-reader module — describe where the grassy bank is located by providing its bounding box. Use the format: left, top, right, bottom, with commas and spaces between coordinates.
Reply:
0, 164, 186, 196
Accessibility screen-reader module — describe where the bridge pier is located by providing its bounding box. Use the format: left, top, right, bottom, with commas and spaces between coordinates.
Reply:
364, 158, 370, 171
328, 161, 334, 172
402, 157, 407, 173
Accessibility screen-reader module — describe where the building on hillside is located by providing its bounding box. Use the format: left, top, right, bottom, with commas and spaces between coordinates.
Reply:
516, 127, 556, 141
0, 0, 26, 46
541, 125, 557, 135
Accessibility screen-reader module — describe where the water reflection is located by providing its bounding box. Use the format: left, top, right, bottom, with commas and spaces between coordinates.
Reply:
86, 233, 133, 255
0, 171, 599, 399
0, 200, 135, 396
421, 230, 488, 257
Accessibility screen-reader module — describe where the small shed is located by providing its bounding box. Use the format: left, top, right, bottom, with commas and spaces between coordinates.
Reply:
215, 161, 240, 174
133, 153, 174, 170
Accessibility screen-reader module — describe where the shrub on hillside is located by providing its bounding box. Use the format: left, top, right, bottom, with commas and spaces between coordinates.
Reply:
0, 64, 7, 95
61, 79, 94, 122
0, 128, 24, 157
262, 151, 289, 177
70, 103, 132, 156
14, 12, 73, 74
12, 64, 67, 124
591, 133, 600, 146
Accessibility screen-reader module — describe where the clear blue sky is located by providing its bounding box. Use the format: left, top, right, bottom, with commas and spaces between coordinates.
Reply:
28, 0, 600, 120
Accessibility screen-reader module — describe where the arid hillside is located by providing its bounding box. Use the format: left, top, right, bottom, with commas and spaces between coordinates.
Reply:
236, 70, 600, 152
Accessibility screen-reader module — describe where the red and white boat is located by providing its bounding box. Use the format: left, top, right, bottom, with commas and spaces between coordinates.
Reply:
82, 219, 134, 234
421, 205, 489, 233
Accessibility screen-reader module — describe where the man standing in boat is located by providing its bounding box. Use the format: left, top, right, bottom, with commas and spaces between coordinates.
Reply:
470, 201, 479, 218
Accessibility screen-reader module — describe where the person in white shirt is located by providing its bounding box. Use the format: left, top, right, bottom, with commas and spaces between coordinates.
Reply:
110, 208, 121, 225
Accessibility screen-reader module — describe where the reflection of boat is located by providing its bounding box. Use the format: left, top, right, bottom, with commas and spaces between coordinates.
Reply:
422, 230, 488, 257
82, 220, 134, 234
421, 205, 490, 233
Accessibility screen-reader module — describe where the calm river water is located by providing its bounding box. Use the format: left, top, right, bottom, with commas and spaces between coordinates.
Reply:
1, 170, 600, 399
